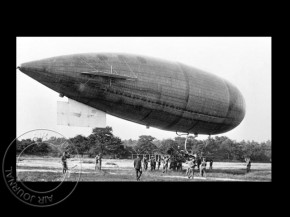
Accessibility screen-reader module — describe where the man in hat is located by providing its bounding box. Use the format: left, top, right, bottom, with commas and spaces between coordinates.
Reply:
134, 155, 142, 181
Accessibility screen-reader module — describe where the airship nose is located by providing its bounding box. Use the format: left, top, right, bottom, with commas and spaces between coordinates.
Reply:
19, 61, 45, 72
18, 60, 51, 83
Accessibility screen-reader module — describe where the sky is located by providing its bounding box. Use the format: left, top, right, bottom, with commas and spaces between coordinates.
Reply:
16, 37, 271, 143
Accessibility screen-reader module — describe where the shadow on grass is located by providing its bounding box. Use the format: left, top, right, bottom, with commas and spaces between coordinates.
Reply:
158, 168, 248, 175
205, 168, 247, 175
16, 167, 271, 182
17, 171, 63, 181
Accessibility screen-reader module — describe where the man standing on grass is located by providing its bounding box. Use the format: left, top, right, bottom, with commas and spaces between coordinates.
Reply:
246, 157, 251, 173
134, 155, 142, 181
186, 157, 196, 179
61, 151, 70, 174
197, 157, 201, 170
143, 156, 148, 171
95, 154, 99, 171
209, 159, 213, 170
200, 158, 207, 177
98, 153, 103, 170
150, 156, 156, 171
157, 156, 161, 170
163, 156, 169, 173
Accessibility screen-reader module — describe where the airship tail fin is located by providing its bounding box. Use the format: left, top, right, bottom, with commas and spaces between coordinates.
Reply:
57, 98, 106, 128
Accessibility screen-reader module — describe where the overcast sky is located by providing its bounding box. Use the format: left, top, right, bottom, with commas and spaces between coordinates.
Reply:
16, 37, 271, 143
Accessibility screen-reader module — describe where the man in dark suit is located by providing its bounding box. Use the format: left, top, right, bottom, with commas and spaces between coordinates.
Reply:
246, 157, 251, 173
150, 156, 156, 171
134, 155, 142, 181
209, 159, 213, 170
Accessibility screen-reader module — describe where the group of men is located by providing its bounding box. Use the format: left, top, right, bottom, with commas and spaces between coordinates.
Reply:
162, 155, 185, 172
134, 155, 166, 181
133, 154, 214, 181
61, 151, 251, 181
142, 156, 161, 171
141, 155, 177, 173
61, 151, 103, 176
186, 156, 212, 179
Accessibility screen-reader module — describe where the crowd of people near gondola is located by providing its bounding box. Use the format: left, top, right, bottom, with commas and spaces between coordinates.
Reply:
134, 153, 253, 181
132, 153, 215, 180
185, 154, 213, 179
141, 155, 186, 173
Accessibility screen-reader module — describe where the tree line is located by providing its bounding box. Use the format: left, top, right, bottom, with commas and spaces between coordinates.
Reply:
16, 127, 271, 162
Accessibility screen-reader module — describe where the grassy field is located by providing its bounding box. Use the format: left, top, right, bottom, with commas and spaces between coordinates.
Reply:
16, 157, 271, 182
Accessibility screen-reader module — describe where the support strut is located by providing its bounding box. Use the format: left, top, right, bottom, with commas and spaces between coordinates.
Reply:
176, 131, 198, 154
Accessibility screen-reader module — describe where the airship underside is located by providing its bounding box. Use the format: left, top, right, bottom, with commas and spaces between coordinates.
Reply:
18, 53, 246, 135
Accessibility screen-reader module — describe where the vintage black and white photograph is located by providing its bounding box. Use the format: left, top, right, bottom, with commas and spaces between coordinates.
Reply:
15, 37, 271, 185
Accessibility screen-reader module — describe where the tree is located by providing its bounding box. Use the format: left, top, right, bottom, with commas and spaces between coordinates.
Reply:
32, 142, 51, 155
87, 127, 115, 155
16, 139, 33, 154
15, 125, 272, 162
135, 135, 157, 154
159, 139, 177, 154
69, 135, 89, 156
152, 139, 162, 148
85, 126, 125, 158
122, 139, 137, 147
230, 141, 244, 161
105, 136, 124, 158
125, 145, 137, 157
220, 138, 233, 160
203, 137, 218, 156
264, 140, 271, 162
191, 140, 204, 155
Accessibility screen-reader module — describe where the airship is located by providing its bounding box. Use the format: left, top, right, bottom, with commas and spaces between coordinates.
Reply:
17, 53, 245, 136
